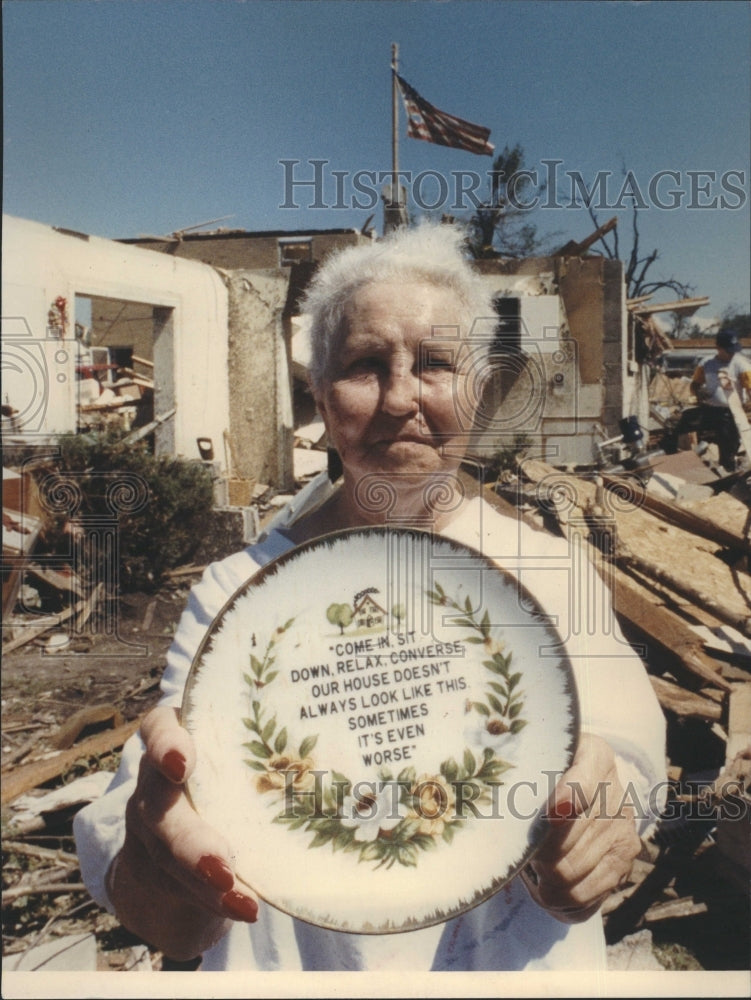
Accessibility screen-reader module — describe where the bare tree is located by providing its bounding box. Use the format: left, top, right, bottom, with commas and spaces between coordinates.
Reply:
585, 201, 694, 302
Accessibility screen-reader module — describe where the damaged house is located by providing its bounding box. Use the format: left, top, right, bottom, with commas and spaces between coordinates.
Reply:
1, 216, 370, 494
119, 225, 652, 473
3, 216, 750, 965
2, 212, 715, 494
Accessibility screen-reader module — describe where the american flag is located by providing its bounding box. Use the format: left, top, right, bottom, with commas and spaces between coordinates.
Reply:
395, 74, 494, 157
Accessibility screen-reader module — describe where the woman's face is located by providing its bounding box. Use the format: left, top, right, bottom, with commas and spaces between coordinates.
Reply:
314, 280, 470, 487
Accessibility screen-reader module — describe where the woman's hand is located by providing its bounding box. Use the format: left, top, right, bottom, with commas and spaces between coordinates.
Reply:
108, 706, 259, 960
521, 733, 640, 924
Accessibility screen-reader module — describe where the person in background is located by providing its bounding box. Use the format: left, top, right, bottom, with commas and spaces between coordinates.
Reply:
74, 223, 666, 973
679, 330, 751, 472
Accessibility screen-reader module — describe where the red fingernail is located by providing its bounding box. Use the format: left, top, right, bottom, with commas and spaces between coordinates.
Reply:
197, 855, 234, 893
548, 799, 576, 823
162, 750, 186, 783
222, 890, 258, 923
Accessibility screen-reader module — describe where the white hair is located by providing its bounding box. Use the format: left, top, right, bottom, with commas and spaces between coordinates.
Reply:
302, 222, 494, 391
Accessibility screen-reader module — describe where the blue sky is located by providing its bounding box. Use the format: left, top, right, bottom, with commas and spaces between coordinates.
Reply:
3, 0, 749, 320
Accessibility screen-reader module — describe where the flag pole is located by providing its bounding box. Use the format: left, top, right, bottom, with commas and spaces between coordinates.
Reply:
391, 42, 399, 191
384, 42, 403, 233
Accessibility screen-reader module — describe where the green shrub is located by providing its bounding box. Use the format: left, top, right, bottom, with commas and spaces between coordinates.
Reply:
34, 430, 214, 591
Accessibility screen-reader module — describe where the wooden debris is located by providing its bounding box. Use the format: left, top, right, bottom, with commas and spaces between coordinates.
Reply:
649, 676, 723, 722
612, 569, 731, 692
603, 473, 751, 555
141, 598, 157, 631
164, 563, 207, 579
5, 931, 98, 972
50, 704, 125, 750
121, 407, 176, 446
1, 841, 79, 865
2, 583, 103, 654
120, 674, 161, 702
2, 603, 83, 654
555, 216, 617, 257
618, 541, 751, 639
513, 452, 751, 937
1, 717, 141, 805
723, 372, 751, 461
643, 897, 708, 923
78, 397, 137, 413
630, 296, 710, 317
2, 883, 88, 904
519, 458, 751, 637
2, 733, 49, 769
725, 686, 751, 760
26, 565, 84, 599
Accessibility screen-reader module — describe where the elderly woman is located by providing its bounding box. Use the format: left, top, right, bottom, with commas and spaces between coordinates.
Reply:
74, 223, 666, 971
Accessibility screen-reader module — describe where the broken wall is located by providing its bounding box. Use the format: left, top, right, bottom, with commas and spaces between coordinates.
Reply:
472, 255, 637, 466
122, 229, 368, 270
221, 268, 295, 489
2, 215, 230, 464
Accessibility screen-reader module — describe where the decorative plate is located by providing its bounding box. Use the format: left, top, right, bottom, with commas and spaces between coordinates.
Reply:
181, 527, 579, 934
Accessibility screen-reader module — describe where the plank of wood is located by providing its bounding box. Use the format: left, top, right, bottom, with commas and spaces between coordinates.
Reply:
2, 603, 83, 654
2, 883, 88, 904
621, 563, 731, 635
726, 684, 751, 761
2, 583, 103, 656
514, 461, 733, 690
643, 897, 708, 922
1, 734, 48, 769
164, 563, 207, 579
603, 473, 750, 555
141, 598, 157, 631
75, 582, 104, 631
613, 570, 732, 692
0, 841, 79, 864
650, 676, 723, 721
619, 542, 751, 639
1, 717, 141, 805
631, 296, 710, 316
50, 704, 124, 750
519, 458, 751, 638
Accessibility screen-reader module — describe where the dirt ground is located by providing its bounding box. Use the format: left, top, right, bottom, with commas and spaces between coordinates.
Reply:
1, 582, 190, 972
2, 578, 749, 975
2, 585, 184, 724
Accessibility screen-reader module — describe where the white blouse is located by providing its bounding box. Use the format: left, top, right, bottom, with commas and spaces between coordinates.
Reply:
74, 497, 666, 972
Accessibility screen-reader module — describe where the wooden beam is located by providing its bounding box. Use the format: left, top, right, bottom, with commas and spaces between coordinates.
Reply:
1, 717, 141, 805
602, 474, 751, 556
618, 542, 751, 639
555, 216, 617, 257
2, 883, 88, 904
631, 296, 710, 316
626, 294, 654, 309
2, 603, 83, 654
613, 570, 732, 692
50, 704, 124, 751
650, 676, 723, 721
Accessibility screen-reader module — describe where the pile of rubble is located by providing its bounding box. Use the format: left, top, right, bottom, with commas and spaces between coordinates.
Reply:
2, 437, 749, 972
486, 452, 750, 964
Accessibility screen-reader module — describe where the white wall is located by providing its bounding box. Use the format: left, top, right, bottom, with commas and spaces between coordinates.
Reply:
1, 215, 229, 462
